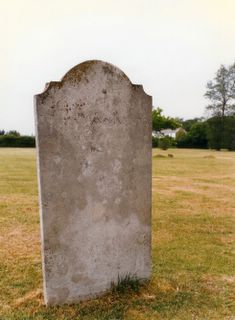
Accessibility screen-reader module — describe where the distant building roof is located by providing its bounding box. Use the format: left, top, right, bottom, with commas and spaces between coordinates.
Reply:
161, 129, 177, 135
152, 128, 185, 138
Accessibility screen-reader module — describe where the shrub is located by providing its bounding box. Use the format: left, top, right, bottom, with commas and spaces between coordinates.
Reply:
0, 135, 35, 147
158, 136, 175, 150
177, 122, 208, 149
152, 136, 159, 148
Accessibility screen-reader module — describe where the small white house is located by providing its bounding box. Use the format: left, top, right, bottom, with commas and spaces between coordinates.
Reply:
152, 128, 185, 139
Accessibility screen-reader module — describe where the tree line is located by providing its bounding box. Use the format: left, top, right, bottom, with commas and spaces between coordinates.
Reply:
1, 61, 234, 149
153, 61, 235, 150
0, 130, 35, 148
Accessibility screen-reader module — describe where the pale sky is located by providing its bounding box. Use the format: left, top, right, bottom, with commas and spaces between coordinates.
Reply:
1, 0, 235, 134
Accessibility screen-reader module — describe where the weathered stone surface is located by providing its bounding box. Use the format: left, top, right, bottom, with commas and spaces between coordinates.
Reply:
34, 60, 152, 305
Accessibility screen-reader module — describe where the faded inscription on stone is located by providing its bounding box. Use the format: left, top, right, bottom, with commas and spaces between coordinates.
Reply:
35, 60, 152, 305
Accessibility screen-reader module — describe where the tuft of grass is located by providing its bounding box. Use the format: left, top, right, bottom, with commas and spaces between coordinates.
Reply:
204, 155, 216, 159
111, 275, 141, 294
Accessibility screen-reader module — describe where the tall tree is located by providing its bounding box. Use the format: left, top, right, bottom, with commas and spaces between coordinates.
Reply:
204, 63, 235, 118
205, 62, 235, 150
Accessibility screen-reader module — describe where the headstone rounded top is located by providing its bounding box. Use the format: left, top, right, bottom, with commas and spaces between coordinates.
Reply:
38, 60, 150, 98
62, 60, 131, 83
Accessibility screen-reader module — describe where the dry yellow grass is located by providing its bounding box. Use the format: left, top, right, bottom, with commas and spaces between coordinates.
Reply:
0, 148, 235, 319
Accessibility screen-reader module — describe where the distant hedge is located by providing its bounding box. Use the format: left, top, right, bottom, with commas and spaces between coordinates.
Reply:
0, 135, 35, 147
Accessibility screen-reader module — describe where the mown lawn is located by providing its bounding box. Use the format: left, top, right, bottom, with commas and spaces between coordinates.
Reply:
0, 148, 235, 320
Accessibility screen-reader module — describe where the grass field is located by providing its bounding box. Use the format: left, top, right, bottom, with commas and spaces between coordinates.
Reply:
0, 148, 235, 320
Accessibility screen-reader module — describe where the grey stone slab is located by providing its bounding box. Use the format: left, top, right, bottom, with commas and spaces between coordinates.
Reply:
34, 60, 152, 305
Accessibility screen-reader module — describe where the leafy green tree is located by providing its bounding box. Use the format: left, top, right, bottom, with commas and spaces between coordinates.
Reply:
223, 116, 235, 150
182, 118, 204, 132
152, 136, 159, 148
206, 117, 223, 150
207, 116, 235, 151
181, 117, 235, 151
177, 121, 208, 149
159, 136, 176, 150
7, 130, 20, 136
152, 107, 181, 131
189, 122, 208, 148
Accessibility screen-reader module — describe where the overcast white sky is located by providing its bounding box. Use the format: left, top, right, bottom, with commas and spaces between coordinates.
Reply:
1, 0, 235, 134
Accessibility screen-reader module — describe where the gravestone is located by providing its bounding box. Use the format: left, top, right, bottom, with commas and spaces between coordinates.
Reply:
35, 60, 152, 305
